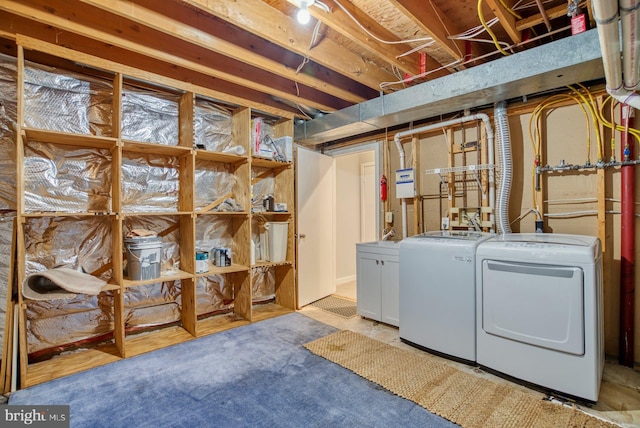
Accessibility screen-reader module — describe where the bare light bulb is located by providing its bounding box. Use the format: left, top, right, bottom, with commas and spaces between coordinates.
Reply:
297, 1, 311, 24
297, 8, 310, 24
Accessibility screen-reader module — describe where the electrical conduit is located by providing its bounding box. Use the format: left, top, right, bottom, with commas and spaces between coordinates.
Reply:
394, 113, 495, 238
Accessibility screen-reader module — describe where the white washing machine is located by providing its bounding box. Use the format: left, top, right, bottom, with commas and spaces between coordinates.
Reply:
476, 233, 604, 402
399, 231, 494, 363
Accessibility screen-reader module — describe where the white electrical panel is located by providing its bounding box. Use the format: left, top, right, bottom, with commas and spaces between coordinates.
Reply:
395, 168, 415, 198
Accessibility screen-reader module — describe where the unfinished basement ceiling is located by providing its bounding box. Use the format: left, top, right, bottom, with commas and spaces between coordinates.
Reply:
0, 0, 595, 136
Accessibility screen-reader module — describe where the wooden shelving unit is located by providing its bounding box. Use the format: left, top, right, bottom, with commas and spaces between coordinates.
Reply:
10, 44, 296, 388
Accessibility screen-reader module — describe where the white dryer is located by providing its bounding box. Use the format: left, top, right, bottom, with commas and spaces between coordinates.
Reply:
476, 233, 604, 402
399, 231, 494, 363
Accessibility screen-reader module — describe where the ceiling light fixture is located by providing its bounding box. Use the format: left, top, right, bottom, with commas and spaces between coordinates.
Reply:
296, 0, 315, 24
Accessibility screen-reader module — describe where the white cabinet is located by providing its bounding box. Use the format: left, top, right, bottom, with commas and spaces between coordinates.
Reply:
356, 242, 400, 327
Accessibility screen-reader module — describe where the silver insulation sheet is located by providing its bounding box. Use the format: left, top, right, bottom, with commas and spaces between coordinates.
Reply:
251, 167, 275, 213
121, 87, 178, 145
195, 99, 244, 155
0, 54, 17, 210
121, 153, 179, 212
24, 216, 113, 353
124, 281, 181, 329
194, 160, 242, 212
23, 142, 112, 213
24, 61, 113, 136
122, 216, 182, 329
123, 216, 181, 274
195, 216, 236, 261
251, 167, 275, 257
252, 266, 275, 302
195, 275, 234, 315
0, 214, 15, 358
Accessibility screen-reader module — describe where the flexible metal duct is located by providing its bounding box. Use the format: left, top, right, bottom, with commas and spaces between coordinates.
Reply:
494, 101, 512, 234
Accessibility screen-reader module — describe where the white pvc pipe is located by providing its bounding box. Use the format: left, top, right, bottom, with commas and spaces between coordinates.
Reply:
592, 0, 640, 108
394, 113, 495, 237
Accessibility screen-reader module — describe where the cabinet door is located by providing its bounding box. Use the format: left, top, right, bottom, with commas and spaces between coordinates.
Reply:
356, 253, 381, 321
380, 257, 400, 327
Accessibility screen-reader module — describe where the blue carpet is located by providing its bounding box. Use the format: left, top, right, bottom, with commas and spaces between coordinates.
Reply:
9, 312, 457, 427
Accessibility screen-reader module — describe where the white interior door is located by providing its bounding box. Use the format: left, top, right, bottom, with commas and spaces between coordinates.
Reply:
297, 147, 335, 306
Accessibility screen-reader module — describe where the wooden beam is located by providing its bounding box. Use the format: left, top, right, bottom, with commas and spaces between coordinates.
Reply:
79, 0, 367, 105
178, 0, 396, 91
484, 0, 522, 44
310, 0, 421, 77
0, 0, 343, 113
516, 3, 576, 31
387, 0, 474, 63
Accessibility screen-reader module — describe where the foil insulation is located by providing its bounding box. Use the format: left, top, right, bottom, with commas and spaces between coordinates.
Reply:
251, 167, 275, 213
124, 281, 181, 329
24, 216, 113, 353
121, 216, 182, 330
194, 160, 242, 212
0, 54, 17, 210
121, 153, 179, 212
195, 216, 237, 260
24, 61, 113, 136
195, 99, 244, 155
195, 275, 234, 315
0, 214, 15, 357
123, 216, 181, 274
252, 267, 275, 302
121, 86, 179, 145
23, 141, 112, 213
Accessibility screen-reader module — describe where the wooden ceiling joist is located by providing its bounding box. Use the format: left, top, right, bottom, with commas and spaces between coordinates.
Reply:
1, 0, 344, 112
177, 0, 396, 92
484, 0, 522, 44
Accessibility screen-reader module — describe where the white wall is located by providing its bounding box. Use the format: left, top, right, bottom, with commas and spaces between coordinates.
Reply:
335, 151, 375, 283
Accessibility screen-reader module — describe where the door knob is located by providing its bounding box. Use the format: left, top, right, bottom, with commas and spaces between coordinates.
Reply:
299, 233, 306, 239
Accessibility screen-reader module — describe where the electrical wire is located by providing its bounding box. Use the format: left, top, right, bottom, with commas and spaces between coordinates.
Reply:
332, 0, 434, 45
477, 0, 510, 56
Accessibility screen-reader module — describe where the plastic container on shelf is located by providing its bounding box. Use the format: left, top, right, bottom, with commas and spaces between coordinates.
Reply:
265, 221, 288, 262
124, 236, 162, 280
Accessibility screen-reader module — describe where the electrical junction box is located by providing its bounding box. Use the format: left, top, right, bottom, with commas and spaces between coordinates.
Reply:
395, 168, 415, 198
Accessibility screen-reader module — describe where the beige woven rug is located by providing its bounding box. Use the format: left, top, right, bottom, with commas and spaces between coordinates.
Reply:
308, 295, 357, 318
304, 330, 618, 428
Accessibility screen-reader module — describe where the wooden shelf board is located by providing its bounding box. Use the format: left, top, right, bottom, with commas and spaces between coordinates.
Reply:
194, 210, 249, 216
124, 325, 195, 358
122, 140, 192, 156
195, 149, 248, 164
250, 303, 294, 322
23, 127, 118, 149
251, 261, 293, 269
197, 264, 249, 277
196, 312, 250, 337
251, 156, 292, 169
123, 269, 192, 288
21, 211, 115, 218
24, 342, 121, 388
121, 211, 191, 217
250, 211, 292, 217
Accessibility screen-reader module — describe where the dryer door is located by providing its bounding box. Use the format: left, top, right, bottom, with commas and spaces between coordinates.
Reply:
481, 260, 584, 355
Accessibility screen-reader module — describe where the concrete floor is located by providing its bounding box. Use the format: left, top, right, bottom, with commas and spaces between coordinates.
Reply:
300, 281, 640, 428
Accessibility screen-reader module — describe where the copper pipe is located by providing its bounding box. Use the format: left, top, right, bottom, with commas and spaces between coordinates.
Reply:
534, 0, 553, 32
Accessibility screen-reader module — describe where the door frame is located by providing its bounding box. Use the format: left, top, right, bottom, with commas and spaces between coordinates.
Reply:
325, 140, 383, 250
